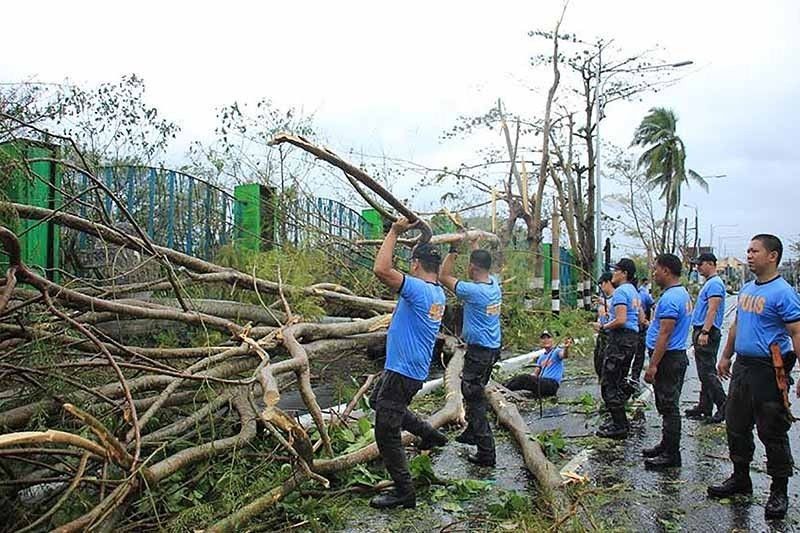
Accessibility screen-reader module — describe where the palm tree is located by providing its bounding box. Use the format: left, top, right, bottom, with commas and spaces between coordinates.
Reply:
631, 107, 707, 254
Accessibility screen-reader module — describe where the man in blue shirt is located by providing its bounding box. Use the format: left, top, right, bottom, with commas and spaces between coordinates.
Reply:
369, 217, 448, 510
630, 278, 655, 385
708, 234, 800, 520
505, 331, 572, 397
593, 272, 615, 379
439, 243, 502, 467
594, 258, 640, 439
686, 253, 727, 424
641, 254, 692, 469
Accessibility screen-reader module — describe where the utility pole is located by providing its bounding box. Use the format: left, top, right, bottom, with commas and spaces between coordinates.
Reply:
551, 197, 561, 316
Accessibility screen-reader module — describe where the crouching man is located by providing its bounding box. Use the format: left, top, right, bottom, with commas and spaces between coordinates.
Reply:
505, 331, 571, 398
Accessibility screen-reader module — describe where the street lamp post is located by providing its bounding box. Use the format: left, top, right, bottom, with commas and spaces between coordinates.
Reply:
683, 203, 699, 259
594, 57, 694, 278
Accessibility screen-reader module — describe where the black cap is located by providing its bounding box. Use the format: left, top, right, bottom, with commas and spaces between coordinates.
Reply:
411, 243, 442, 265
612, 258, 636, 278
540, 330, 553, 339
692, 252, 717, 265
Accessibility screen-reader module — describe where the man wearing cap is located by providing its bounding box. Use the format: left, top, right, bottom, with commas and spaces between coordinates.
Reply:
708, 234, 800, 520
593, 272, 615, 379
642, 254, 692, 469
686, 253, 727, 423
630, 278, 654, 385
369, 217, 448, 510
439, 243, 502, 467
504, 331, 571, 397
594, 258, 640, 439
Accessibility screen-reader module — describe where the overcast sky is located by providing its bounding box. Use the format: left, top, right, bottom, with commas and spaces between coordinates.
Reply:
2, 0, 798, 260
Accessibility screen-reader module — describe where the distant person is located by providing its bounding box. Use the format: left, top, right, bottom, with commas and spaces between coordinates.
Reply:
708, 234, 800, 520
641, 254, 692, 469
505, 331, 572, 398
439, 242, 502, 468
685, 253, 727, 423
595, 258, 640, 439
630, 277, 655, 384
369, 217, 448, 510
593, 272, 615, 379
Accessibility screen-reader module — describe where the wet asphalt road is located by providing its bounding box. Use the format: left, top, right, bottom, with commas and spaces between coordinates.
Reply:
580, 295, 800, 532
341, 295, 800, 531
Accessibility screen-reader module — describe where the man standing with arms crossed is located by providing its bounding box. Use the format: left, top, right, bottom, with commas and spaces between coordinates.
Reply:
708, 234, 800, 520
439, 242, 502, 467
685, 253, 727, 424
370, 217, 449, 510
642, 254, 692, 469
595, 258, 640, 439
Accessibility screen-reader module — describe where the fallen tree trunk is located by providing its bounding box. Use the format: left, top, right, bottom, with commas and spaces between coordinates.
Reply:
486, 381, 569, 517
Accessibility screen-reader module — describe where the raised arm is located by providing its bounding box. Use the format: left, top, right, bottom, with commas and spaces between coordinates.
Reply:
373, 218, 415, 291
439, 248, 459, 292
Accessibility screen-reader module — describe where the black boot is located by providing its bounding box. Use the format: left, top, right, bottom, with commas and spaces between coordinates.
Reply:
455, 429, 477, 445
644, 450, 681, 469
707, 463, 753, 498
596, 410, 629, 439
417, 429, 448, 450
369, 487, 416, 509
765, 477, 789, 520
685, 405, 710, 420
466, 453, 495, 467
642, 441, 664, 458
704, 403, 726, 425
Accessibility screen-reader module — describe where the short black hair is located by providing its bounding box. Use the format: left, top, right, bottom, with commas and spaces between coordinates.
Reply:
469, 249, 492, 271
655, 253, 682, 277
411, 243, 441, 274
751, 234, 783, 265
640, 277, 649, 283
598, 272, 612, 285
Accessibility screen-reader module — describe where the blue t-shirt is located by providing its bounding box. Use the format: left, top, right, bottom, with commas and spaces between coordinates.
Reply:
538, 347, 565, 383
385, 275, 446, 380
646, 285, 692, 351
639, 287, 654, 319
734, 276, 800, 358
610, 282, 640, 332
692, 275, 726, 329
598, 292, 615, 326
455, 276, 502, 349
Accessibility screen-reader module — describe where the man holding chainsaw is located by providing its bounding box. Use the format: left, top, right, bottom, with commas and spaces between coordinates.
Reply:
708, 234, 800, 520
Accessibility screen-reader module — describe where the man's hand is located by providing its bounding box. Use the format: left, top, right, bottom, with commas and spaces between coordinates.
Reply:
717, 355, 732, 380
698, 332, 709, 347
390, 217, 418, 235
592, 322, 602, 333
644, 363, 657, 384
563, 337, 573, 348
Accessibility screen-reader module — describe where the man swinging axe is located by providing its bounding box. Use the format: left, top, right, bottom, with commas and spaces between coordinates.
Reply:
708, 234, 800, 520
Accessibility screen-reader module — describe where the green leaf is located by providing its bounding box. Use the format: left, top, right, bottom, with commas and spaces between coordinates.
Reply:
357, 416, 372, 436
441, 500, 463, 513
